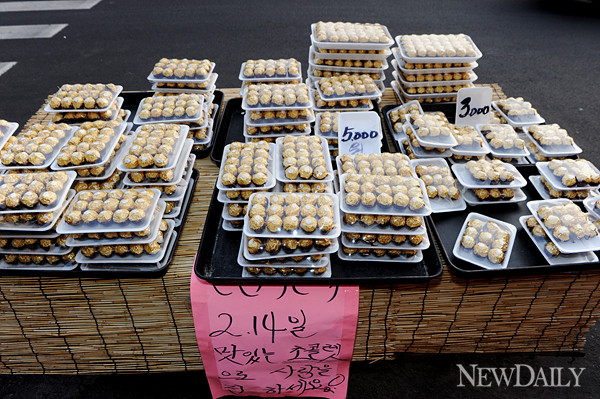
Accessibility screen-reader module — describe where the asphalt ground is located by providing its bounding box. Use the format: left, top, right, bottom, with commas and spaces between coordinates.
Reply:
0, 0, 600, 397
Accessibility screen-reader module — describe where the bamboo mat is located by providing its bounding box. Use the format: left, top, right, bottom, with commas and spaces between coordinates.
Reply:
1, 85, 599, 375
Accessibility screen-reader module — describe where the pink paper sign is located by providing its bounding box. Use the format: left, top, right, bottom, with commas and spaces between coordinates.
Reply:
191, 275, 360, 398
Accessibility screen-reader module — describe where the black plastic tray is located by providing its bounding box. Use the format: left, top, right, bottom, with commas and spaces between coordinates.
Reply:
430, 165, 600, 278
0, 169, 199, 278
210, 98, 390, 165
120, 90, 224, 159
194, 185, 443, 284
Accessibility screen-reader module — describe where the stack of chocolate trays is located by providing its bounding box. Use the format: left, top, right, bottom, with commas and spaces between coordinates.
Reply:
335, 152, 432, 262
451, 159, 528, 206
0, 171, 78, 271
116, 124, 194, 220
391, 34, 481, 104
533, 158, 600, 202
241, 82, 314, 144
147, 58, 219, 151
240, 192, 341, 278
521, 199, 600, 265
53, 188, 174, 269
44, 83, 127, 125
217, 141, 277, 231
307, 22, 393, 103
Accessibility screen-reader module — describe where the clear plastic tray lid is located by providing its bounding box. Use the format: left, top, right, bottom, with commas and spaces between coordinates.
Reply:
0, 170, 76, 214
76, 135, 132, 181
310, 22, 394, 50
395, 34, 483, 64
241, 233, 339, 261
75, 219, 175, 264
147, 61, 216, 84
452, 212, 517, 270
66, 201, 167, 247
238, 242, 331, 269
392, 72, 462, 100
243, 120, 310, 139
55, 188, 162, 234
0, 189, 75, 232
536, 160, 600, 191
521, 125, 582, 157
451, 162, 527, 189
491, 99, 545, 127
44, 85, 124, 113
244, 108, 316, 126
242, 192, 341, 239
117, 124, 190, 173
476, 124, 530, 158
394, 62, 478, 88
309, 45, 391, 60
216, 143, 277, 191
338, 245, 423, 263
151, 73, 218, 94
241, 83, 313, 111
409, 157, 467, 213
519, 215, 599, 266
0, 121, 19, 149
529, 175, 596, 203
392, 48, 478, 73
341, 231, 430, 251
339, 173, 433, 216
239, 59, 302, 81
460, 185, 527, 206
133, 94, 205, 125
527, 199, 600, 254
275, 136, 335, 183
122, 139, 193, 187
0, 125, 79, 170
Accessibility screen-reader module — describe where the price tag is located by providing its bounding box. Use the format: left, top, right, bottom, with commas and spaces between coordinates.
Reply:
338, 111, 382, 156
454, 87, 493, 126
191, 276, 360, 398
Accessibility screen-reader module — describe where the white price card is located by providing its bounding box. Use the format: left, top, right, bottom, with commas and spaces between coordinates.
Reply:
338, 111, 382, 156
455, 87, 493, 127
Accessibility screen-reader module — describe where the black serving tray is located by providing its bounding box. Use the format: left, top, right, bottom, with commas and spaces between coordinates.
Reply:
120, 90, 224, 159
210, 98, 390, 166
194, 186, 443, 284
0, 169, 198, 278
430, 165, 600, 278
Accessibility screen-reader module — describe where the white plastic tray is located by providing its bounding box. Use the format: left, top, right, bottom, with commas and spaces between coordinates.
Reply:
393, 72, 461, 100
491, 100, 545, 128
123, 139, 193, 187
55, 188, 161, 234
147, 61, 215, 83
0, 122, 19, 149
0, 190, 75, 232
309, 48, 390, 69
527, 199, 600, 254
0, 170, 76, 214
133, 96, 204, 125
395, 34, 483, 64
309, 59, 388, 74
275, 136, 334, 183
409, 123, 458, 149
244, 120, 310, 139
150, 73, 218, 94
519, 215, 598, 266
0, 251, 78, 272
241, 85, 313, 111
242, 234, 339, 261
392, 48, 478, 73
476, 124, 530, 158
395, 65, 478, 88
461, 186, 527, 206
337, 246, 423, 263
310, 23, 394, 50
339, 175, 433, 216
583, 195, 600, 218
239, 60, 302, 81
50, 122, 127, 171
315, 79, 382, 102
44, 85, 123, 113
310, 45, 391, 60
76, 220, 175, 264
216, 143, 277, 191
117, 125, 189, 173
244, 108, 316, 126
452, 213, 517, 270
536, 161, 600, 191
341, 214, 427, 235
76, 136, 131, 181
451, 162, 527, 189
238, 244, 330, 269
0, 126, 78, 170
529, 175, 596, 203
241, 264, 332, 278
66, 201, 166, 247
243, 192, 341, 239
402, 124, 452, 158
522, 126, 582, 157
223, 219, 243, 232
341, 232, 430, 251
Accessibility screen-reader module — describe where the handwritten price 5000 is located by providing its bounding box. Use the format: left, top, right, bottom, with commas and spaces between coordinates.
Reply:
340, 127, 379, 142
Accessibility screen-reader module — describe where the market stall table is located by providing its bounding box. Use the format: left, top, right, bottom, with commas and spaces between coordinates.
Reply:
1, 86, 600, 374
